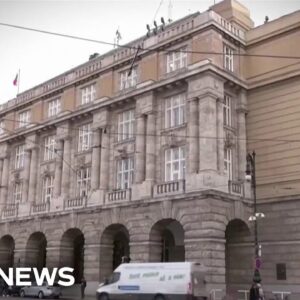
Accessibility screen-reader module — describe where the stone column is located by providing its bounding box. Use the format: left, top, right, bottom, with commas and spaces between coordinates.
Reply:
0, 159, 3, 188
91, 129, 101, 190
61, 137, 71, 198
188, 97, 199, 174
28, 147, 38, 203
0, 156, 9, 208
199, 94, 218, 172
46, 241, 61, 271
13, 247, 27, 268
135, 115, 146, 183
22, 149, 31, 203
99, 128, 109, 191
217, 98, 225, 173
185, 237, 226, 292
84, 243, 101, 281
145, 113, 156, 181
54, 139, 63, 197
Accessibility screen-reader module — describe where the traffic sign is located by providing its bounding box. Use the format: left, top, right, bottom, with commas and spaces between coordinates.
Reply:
255, 258, 262, 269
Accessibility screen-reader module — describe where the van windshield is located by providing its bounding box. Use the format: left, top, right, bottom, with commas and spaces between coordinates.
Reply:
107, 272, 120, 284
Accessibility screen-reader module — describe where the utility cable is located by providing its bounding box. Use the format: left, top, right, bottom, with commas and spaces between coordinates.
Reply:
0, 22, 300, 60
2, 116, 300, 144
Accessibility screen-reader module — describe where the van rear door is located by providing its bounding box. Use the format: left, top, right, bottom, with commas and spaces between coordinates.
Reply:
191, 272, 207, 298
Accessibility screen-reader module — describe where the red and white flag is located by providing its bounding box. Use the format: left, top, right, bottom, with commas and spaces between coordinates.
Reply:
13, 73, 18, 86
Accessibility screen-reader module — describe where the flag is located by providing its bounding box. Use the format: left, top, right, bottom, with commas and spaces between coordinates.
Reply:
13, 73, 18, 86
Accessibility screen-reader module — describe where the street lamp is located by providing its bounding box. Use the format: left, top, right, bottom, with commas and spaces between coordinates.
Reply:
246, 151, 265, 283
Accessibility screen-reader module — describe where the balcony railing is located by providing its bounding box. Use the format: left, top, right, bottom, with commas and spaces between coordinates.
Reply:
64, 196, 87, 210
106, 189, 131, 203
31, 202, 50, 214
154, 180, 185, 197
228, 180, 244, 197
2, 203, 19, 219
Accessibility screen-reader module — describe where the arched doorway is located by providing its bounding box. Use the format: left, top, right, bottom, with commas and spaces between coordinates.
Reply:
25, 232, 47, 272
225, 219, 252, 294
149, 219, 185, 262
60, 228, 84, 284
100, 224, 129, 281
0, 235, 15, 273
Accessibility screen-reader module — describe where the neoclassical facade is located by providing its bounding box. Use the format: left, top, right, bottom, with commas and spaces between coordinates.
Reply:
2, 0, 295, 298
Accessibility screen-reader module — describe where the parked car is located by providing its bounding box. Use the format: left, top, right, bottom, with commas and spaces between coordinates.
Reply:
20, 282, 61, 299
7, 284, 23, 296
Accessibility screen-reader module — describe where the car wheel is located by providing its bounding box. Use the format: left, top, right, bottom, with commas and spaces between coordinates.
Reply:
38, 291, 44, 299
98, 293, 109, 300
154, 294, 165, 300
20, 290, 25, 298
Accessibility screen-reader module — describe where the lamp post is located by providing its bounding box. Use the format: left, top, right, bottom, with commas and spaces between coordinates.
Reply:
246, 151, 265, 283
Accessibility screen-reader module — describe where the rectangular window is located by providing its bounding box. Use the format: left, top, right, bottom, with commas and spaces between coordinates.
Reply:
81, 84, 96, 105
223, 95, 232, 126
118, 110, 135, 141
166, 47, 187, 73
165, 93, 186, 128
0, 121, 4, 135
77, 167, 91, 198
18, 110, 30, 128
224, 45, 234, 71
276, 263, 287, 280
44, 135, 56, 161
13, 182, 22, 203
78, 123, 92, 152
165, 146, 186, 181
120, 67, 137, 90
224, 148, 232, 179
48, 98, 61, 117
117, 157, 134, 189
15, 144, 25, 169
42, 176, 54, 203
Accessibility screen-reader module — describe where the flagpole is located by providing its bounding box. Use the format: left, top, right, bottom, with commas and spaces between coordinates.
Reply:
17, 69, 20, 95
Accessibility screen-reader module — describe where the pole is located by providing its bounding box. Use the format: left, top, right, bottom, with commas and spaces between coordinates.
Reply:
17, 69, 20, 95
251, 151, 258, 258
248, 151, 261, 282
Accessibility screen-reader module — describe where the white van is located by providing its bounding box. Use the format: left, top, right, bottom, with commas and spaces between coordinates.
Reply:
96, 262, 208, 300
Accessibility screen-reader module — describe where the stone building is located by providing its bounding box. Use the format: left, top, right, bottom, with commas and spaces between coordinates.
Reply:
245, 6, 300, 299
0, 0, 298, 298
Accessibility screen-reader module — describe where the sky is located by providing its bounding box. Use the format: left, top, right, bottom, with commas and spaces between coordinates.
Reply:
0, 0, 300, 104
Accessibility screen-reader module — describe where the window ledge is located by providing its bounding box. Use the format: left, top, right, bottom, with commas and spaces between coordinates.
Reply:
40, 159, 56, 166
162, 67, 188, 79
115, 137, 135, 146
161, 123, 187, 134
224, 125, 236, 132
75, 149, 92, 156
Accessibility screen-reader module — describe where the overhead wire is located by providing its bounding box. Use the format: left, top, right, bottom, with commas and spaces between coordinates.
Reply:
2, 116, 300, 144
1, 119, 300, 183
0, 22, 300, 60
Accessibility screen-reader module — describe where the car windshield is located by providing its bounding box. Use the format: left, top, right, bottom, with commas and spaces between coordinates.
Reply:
107, 272, 120, 284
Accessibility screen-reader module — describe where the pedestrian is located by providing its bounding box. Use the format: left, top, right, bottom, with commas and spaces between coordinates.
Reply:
256, 282, 265, 300
2, 280, 8, 298
249, 280, 265, 300
249, 281, 259, 300
0, 278, 4, 296
80, 277, 87, 299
